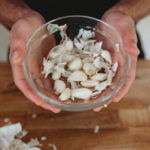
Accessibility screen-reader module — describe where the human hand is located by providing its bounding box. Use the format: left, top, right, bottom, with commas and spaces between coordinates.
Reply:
94, 10, 140, 112
9, 12, 60, 113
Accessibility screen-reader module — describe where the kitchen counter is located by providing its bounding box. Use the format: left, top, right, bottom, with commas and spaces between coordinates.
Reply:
0, 60, 150, 150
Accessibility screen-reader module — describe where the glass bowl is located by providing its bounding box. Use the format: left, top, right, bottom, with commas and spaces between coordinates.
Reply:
23, 15, 131, 111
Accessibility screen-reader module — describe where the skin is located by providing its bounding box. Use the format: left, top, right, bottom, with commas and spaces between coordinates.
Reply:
0, 0, 150, 112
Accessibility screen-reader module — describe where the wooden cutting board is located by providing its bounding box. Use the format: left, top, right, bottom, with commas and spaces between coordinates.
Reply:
0, 60, 150, 150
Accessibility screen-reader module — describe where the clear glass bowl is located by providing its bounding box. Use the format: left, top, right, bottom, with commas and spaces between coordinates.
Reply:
23, 15, 131, 111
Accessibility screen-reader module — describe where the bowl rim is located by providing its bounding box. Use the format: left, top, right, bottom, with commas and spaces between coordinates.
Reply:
23, 15, 131, 111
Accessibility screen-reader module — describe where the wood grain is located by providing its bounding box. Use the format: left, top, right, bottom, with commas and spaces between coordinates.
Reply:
0, 60, 150, 150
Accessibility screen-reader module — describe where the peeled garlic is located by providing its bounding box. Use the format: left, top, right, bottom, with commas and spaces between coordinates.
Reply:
68, 57, 82, 71
83, 62, 97, 76
93, 42, 102, 57
65, 39, 73, 51
42, 58, 53, 78
68, 71, 87, 82
112, 62, 118, 73
72, 88, 92, 99
95, 81, 108, 91
54, 80, 66, 93
43, 24, 118, 101
59, 88, 71, 101
49, 45, 66, 58
91, 73, 107, 81
107, 70, 113, 86
101, 50, 112, 64
81, 80, 98, 87
52, 71, 61, 80
82, 30, 95, 40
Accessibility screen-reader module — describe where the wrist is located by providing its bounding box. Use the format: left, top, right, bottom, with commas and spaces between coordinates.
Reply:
109, 0, 150, 22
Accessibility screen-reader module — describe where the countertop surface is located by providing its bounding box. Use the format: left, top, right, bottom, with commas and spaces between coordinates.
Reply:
0, 60, 150, 150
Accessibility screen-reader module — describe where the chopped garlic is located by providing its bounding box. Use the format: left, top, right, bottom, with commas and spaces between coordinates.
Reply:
40, 136, 47, 141
94, 125, 100, 133
32, 114, 37, 119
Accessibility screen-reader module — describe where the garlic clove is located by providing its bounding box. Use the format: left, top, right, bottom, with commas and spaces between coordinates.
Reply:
82, 30, 95, 40
112, 62, 118, 73
81, 80, 99, 87
91, 90, 102, 96
70, 81, 78, 89
83, 62, 97, 76
65, 39, 73, 51
49, 45, 65, 58
77, 28, 84, 39
42, 58, 53, 78
54, 80, 66, 93
68, 57, 82, 71
68, 71, 87, 82
107, 70, 113, 86
72, 88, 92, 99
52, 71, 61, 80
101, 50, 112, 64
95, 81, 108, 91
59, 88, 71, 101
93, 42, 103, 57
74, 38, 84, 50
91, 73, 107, 81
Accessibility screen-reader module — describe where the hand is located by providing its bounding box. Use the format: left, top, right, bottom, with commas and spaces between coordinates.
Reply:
94, 10, 140, 112
9, 12, 60, 113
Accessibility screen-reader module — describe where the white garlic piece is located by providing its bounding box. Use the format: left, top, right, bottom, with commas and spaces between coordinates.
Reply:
112, 62, 118, 73
54, 80, 66, 93
59, 88, 71, 101
68, 71, 87, 82
101, 50, 112, 64
81, 80, 99, 87
82, 30, 95, 40
49, 45, 66, 58
52, 71, 61, 80
68, 57, 82, 71
91, 73, 107, 81
95, 81, 108, 91
65, 39, 73, 51
42, 58, 53, 78
83, 62, 97, 76
72, 88, 92, 99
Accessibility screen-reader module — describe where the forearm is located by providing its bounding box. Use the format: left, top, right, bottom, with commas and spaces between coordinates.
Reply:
111, 0, 150, 21
0, 0, 33, 28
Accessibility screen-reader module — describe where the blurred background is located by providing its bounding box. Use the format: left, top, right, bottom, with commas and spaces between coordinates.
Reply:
0, 15, 150, 62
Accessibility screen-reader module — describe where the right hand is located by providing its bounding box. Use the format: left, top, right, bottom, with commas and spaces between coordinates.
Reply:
9, 12, 60, 113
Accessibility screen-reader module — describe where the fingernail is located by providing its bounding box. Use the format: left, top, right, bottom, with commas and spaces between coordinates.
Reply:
93, 106, 103, 112
113, 97, 121, 102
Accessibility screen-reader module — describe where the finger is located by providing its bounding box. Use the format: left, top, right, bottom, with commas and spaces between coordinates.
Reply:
113, 55, 137, 102
12, 65, 60, 113
93, 106, 104, 112
9, 40, 60, 113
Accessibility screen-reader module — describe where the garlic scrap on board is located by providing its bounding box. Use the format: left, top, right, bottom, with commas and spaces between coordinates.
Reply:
42, 24, 118, 101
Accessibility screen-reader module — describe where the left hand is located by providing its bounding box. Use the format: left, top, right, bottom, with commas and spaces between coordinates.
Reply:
94, 9, 140, 112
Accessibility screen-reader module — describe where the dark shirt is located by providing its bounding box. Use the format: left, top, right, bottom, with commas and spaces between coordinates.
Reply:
24, 0, 118, 21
